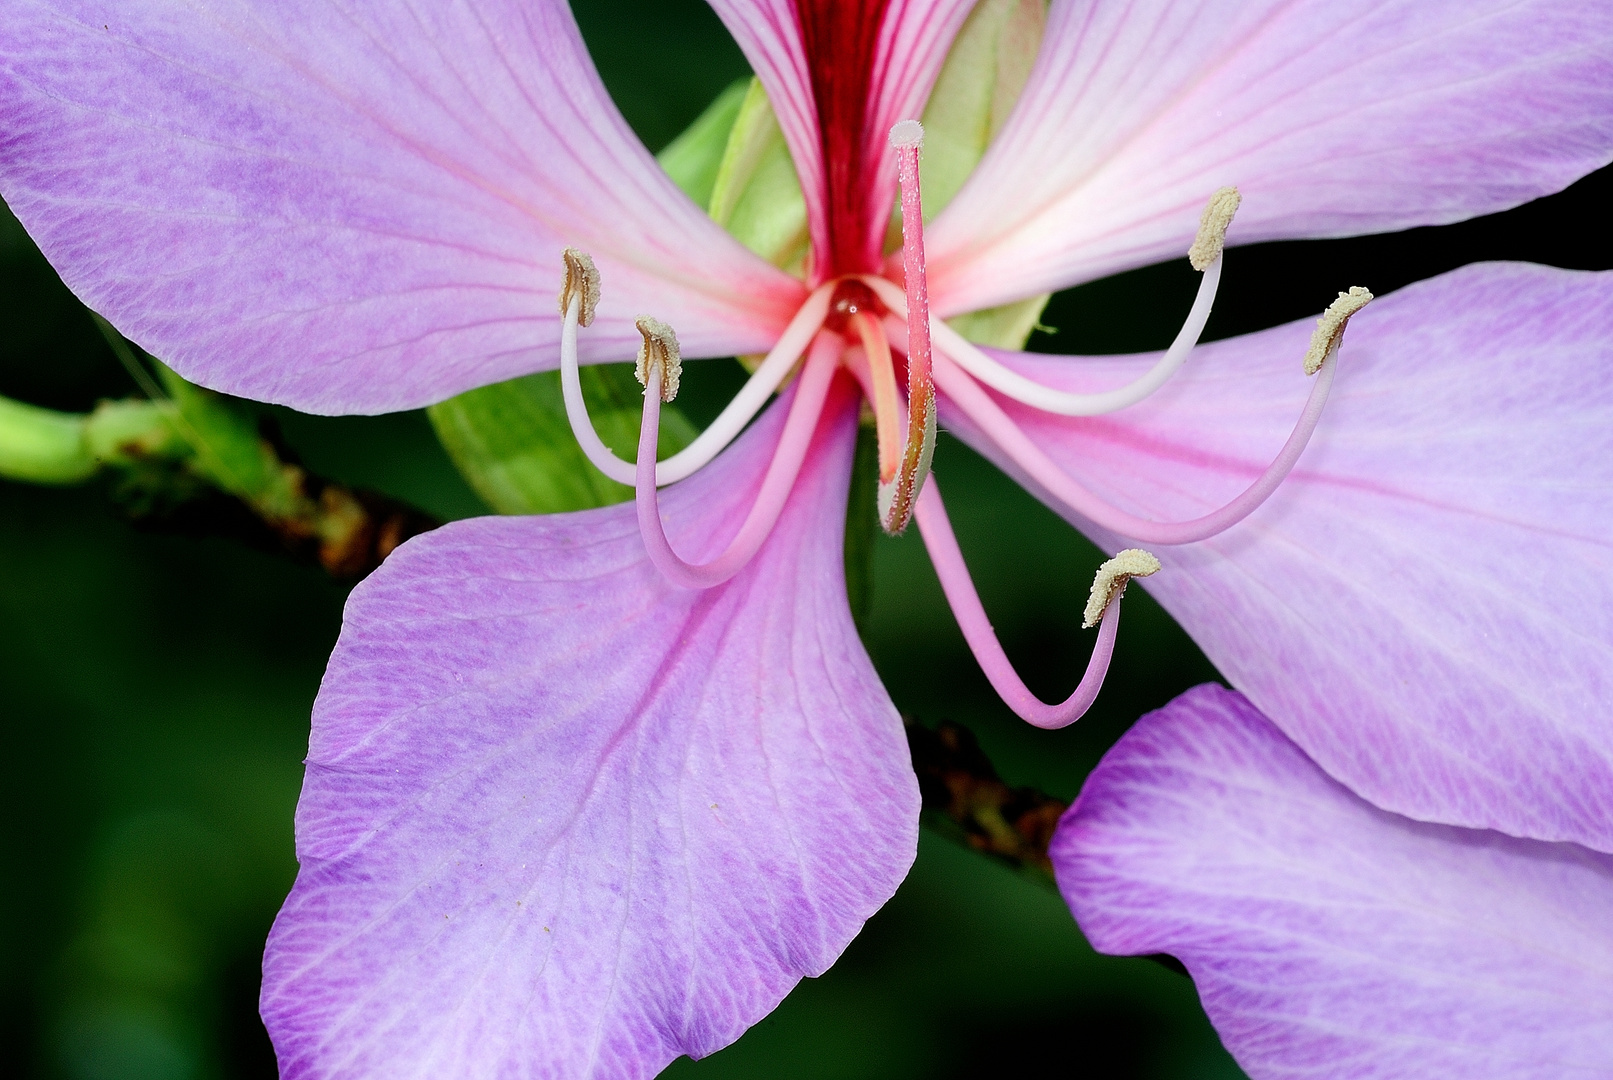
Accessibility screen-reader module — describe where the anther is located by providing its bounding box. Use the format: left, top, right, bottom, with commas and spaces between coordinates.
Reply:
1304, 286, 1372, 375
1187, 186, 1242, 272
1082, 549, 1161, 629
634, 316, 682, 402
559, 247, 600, 326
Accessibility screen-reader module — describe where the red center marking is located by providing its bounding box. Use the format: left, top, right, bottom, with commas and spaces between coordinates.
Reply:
796, 0, 894, 280
822, 278, 885, 334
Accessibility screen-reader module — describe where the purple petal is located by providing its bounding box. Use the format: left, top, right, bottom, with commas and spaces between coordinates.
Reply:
709, 0, 974, 270
0, 1, 803, 414
261, 377, 918, 1078
927, 0, 1613, 314
943, 262, 1613, 851
1055, 684, 1613, 1080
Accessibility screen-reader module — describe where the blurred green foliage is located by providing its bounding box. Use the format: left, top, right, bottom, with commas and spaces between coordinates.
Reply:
427, 365, 698, 515
4, 1, 1611, 1078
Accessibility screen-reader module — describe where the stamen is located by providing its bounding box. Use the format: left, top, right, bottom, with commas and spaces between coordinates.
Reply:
559, 247, 600, 326
557, 248, 835, 486
636, 332, 840, 590
882, 119, 937, 535
848, 311, 903, 482
863, 184, 1241, 417
633, 316, 681, 402
1082, 549, 1161, 628
914, 481, 1143, 730
1187, 186, 1242, 272
1305, 286, 1373, 375
929, 283, 1359, 545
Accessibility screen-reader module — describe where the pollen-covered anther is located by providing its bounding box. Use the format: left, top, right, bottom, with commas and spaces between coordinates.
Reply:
559, 247, 600, 326
1187, 186, 1242, 271
1083, 549, 1161, 629
634, 316, 682, 402
1303, 286, 1374, 375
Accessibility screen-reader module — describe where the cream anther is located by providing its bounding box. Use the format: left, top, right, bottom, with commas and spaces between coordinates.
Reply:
1083, 549, 1161, 629
559, 247, 600, 326
634, 316, 681, 402
1187, 187, 1242, 272
889, 119, 924, 149
1304, 286, 1373, 375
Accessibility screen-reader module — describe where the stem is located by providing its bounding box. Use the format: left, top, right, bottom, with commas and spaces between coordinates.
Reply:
0, 395, 96, 484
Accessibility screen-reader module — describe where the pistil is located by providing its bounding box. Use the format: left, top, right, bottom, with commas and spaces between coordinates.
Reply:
880, 119, 937, 535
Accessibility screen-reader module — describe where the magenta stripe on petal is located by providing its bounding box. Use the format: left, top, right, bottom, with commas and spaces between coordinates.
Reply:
262, 377, 918, 1078
1056, 685, 1613, 1080
0, 0, 803, 413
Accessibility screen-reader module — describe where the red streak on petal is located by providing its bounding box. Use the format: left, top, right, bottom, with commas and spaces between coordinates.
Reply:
796, 0, 894, 280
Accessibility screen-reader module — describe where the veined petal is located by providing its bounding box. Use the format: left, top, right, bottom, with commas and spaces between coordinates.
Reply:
1055, 685, 1613, 1080
261, 377, 918, 1078
0, 1, 803, 414
942, 263, 1613, 851
927, 0, 1613, 314
708, 0, 973, 277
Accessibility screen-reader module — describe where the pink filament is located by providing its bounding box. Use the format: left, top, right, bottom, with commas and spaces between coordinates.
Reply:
848, 310, 902, 482
636, 332, 841, 589
914, 480, 1121, 729
930, 347, 1340, 546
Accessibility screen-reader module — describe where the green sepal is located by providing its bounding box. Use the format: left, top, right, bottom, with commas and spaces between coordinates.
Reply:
946, 292, 1052, 350
917, 0, 1047, 220
707, 78, 810, 272
427, 365, 697, 516
656, 78, 749, 207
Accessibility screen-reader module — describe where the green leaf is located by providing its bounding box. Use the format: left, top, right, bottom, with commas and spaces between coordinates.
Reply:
427, 365, 697, 516
657, 78, 749, 207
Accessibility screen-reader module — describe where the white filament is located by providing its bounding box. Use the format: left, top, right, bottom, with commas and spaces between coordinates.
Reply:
560, 283, 833, 486
862, 256, 1222, 418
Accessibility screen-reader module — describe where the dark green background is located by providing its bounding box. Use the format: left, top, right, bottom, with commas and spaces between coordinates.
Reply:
3, 2, 1608, 1077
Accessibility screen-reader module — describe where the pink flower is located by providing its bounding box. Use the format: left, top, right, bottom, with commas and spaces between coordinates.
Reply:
2, 2, 1610, 1077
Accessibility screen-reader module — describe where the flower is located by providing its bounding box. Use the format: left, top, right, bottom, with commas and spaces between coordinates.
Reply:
2, 1, 1610, 1077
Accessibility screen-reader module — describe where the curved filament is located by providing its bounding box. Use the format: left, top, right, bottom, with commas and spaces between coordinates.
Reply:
863, 257, 1221, 418
848, 311, 902, 482
930, 347, 1340, 546
636, 333, 841, 590
562, 282, 834, 487
914, 481, 1122, 730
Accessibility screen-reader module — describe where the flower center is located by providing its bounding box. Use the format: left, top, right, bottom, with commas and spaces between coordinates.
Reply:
553, 83, 1375, 733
